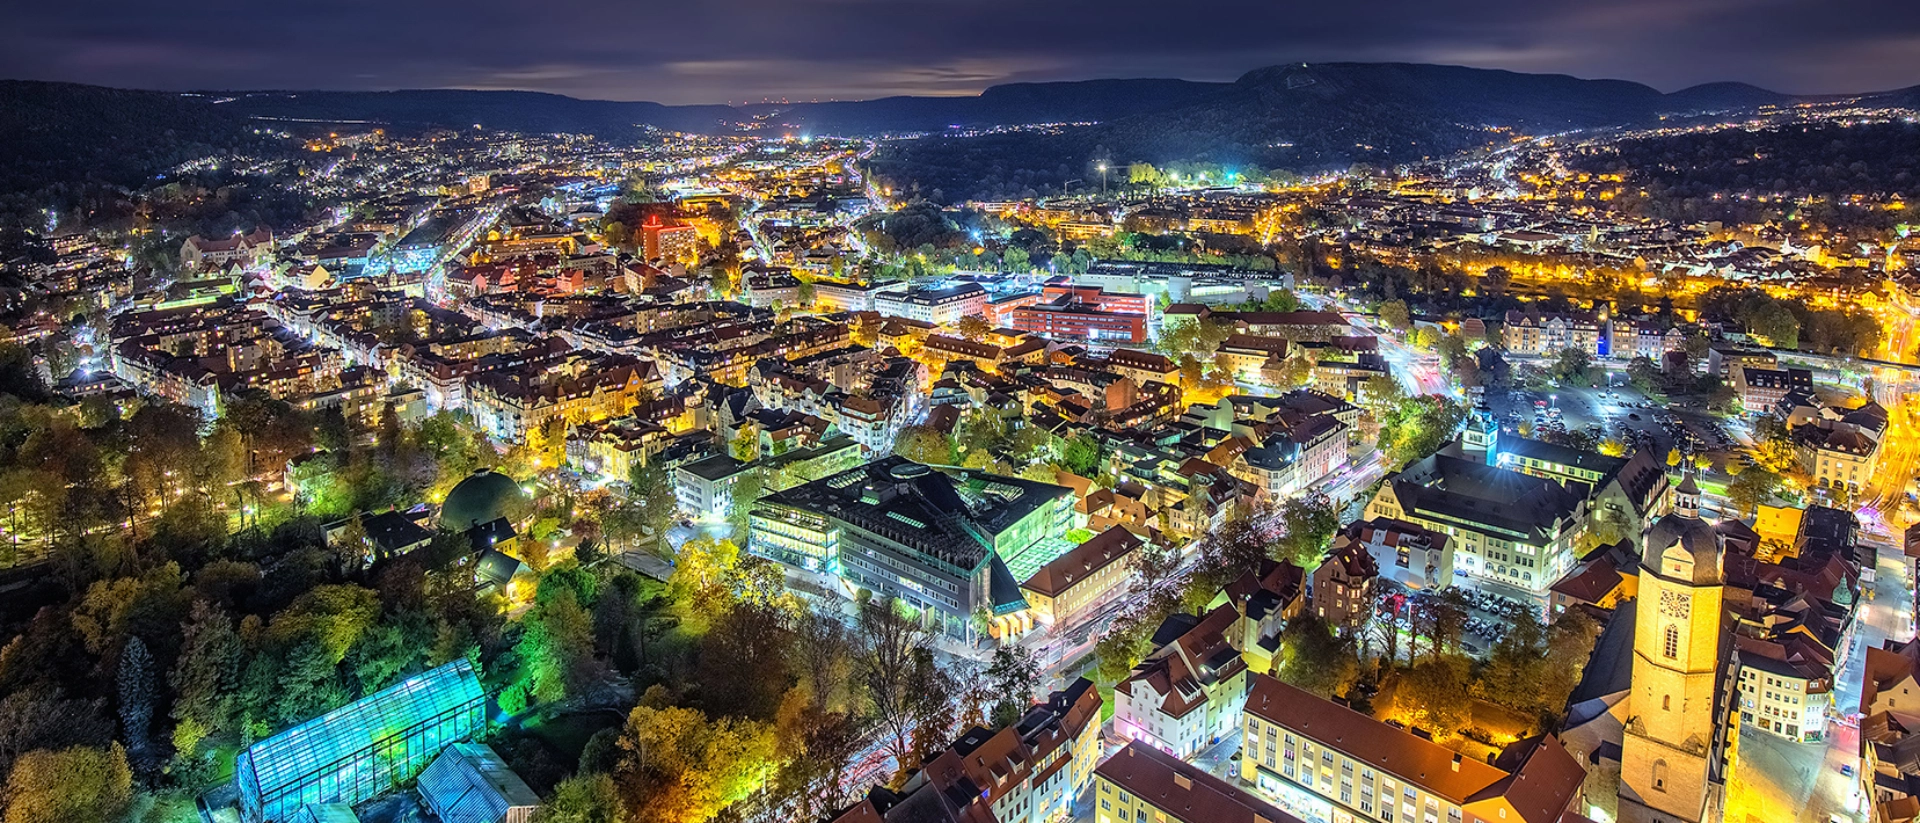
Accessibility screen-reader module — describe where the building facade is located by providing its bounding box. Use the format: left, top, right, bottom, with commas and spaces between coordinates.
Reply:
1241, 674, 1586, 823
1113, 605, 1250, 759
1097, 742, 1302, 823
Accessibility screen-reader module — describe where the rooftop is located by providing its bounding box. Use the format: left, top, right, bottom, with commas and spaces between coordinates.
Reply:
1095, 741, 1302, 823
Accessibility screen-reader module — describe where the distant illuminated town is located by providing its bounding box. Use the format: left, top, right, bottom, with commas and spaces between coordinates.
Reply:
1, 77, 1919, 823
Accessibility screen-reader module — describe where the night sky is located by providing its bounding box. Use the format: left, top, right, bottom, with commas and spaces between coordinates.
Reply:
4, 0, 1918, 104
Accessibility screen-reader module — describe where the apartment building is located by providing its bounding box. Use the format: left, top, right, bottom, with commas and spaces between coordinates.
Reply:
1241, 675, 1586, 823
1019, 526, 1141, 628
1114, 604, 1250, 759
1095, 742, 1302, 823
1789, 398, 1888, 494
1734, 634, 1834, 742
875, 283, 990, 326
1501, 311, 1604, 356
1312, 532, 1380, 633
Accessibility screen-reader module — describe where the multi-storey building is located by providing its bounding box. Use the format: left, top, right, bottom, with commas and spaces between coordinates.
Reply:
1096, 742, 1302, 823
1105, 348, 1182, 386
1313, 355, 1393, 401
948, 678, 1102, 823
1233, 412, 1351, 501
1614, 320, 1687, 362
1240, 674, 1586, 823
1734, 633, 1833, 742
1113, 604, 1249, 759
1789, 398, 1888, 495
1501, 311, 1604, 356
1019, 525, 1141, 628
833, 678, 1103, 823
748, 457, 1072, 640
1492, 435, 1672, 543
1009, 301, 1148, 344
1366, 440, 1587, 602
1343, 517, 1452, 592
1311, 531, 1380, 632
1216, 334, 1291, 383
1732, 366, 1811, 413
641, 217, 700, 264
1706, 346, 1775, 379
181, 227, 274, 270
465, 354, 662, 444
813, 280, 889, 312
875, 283, 990, 326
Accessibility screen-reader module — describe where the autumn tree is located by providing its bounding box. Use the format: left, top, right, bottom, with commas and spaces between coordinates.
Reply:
723, 469, 764, 543
1273, 493, 1339, 567
1727, 468, 1783, 517
892, 426, 955, 466
1376, 395, 1467, 468
1275, 612, 1358, 698
615, 704, 776, 823
1377, 299, 1412, 331
697, 601, 794, 720
0, 744, 133, 823
1395, 658, 1470, 738
728, 428, 759, 463
955, 315, 992, 341
621, 460, 678, 555
1475, 610, 1546, 713
536, 773, 625, 823
333, 512, 370, 574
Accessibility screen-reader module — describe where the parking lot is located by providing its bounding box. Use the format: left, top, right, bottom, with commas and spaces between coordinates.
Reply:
1485, 384, 1745, 469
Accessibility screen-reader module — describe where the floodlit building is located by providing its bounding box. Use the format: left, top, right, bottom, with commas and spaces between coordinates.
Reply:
1113, 605, 1249, 759
748, 456, 1073, 640
1019, 525, 1142, 628
235, 659, 488, 823
1365, 445, 1588, 602
1240, 674, 1586, 823
1095, 741, 1301, 823
1501, 311, 1604, 356
417, 742, 541, 823
1560, 476, 1740, 823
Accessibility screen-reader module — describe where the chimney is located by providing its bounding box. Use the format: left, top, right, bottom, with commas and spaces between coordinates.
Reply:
1173, 774, 1193, 790
1451, 754, 1462, 772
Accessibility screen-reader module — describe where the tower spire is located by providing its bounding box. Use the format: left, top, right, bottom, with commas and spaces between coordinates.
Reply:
1674, 470, 1701, 519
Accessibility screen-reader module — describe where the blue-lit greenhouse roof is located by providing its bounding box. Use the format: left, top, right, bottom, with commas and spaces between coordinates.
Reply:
237, 658, 486, 822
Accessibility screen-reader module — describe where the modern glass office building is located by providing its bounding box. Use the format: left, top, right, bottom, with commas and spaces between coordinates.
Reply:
236, 659, 488, 823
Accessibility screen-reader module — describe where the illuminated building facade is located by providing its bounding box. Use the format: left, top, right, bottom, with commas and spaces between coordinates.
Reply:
1240, 674, 1585, 823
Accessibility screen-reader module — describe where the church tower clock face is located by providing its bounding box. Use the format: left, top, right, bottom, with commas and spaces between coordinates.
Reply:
1659, 589, 1691, 619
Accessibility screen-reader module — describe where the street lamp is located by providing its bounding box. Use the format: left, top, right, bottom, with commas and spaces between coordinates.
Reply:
1097, 163, 1108, 196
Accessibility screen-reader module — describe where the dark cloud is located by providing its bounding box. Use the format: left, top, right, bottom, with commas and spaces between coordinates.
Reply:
2, 0, 1917, 103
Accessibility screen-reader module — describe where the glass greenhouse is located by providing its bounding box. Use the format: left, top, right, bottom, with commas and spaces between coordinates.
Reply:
236, 659, 488, 823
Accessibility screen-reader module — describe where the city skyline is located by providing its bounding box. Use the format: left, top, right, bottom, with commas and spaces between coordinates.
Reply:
2, 0, 1918, 105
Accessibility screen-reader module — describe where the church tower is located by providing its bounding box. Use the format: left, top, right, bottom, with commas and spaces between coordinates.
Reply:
1618, 474, 1729, 823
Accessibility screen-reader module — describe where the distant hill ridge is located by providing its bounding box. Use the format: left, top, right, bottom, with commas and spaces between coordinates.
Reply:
0, 62, 1914, 196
